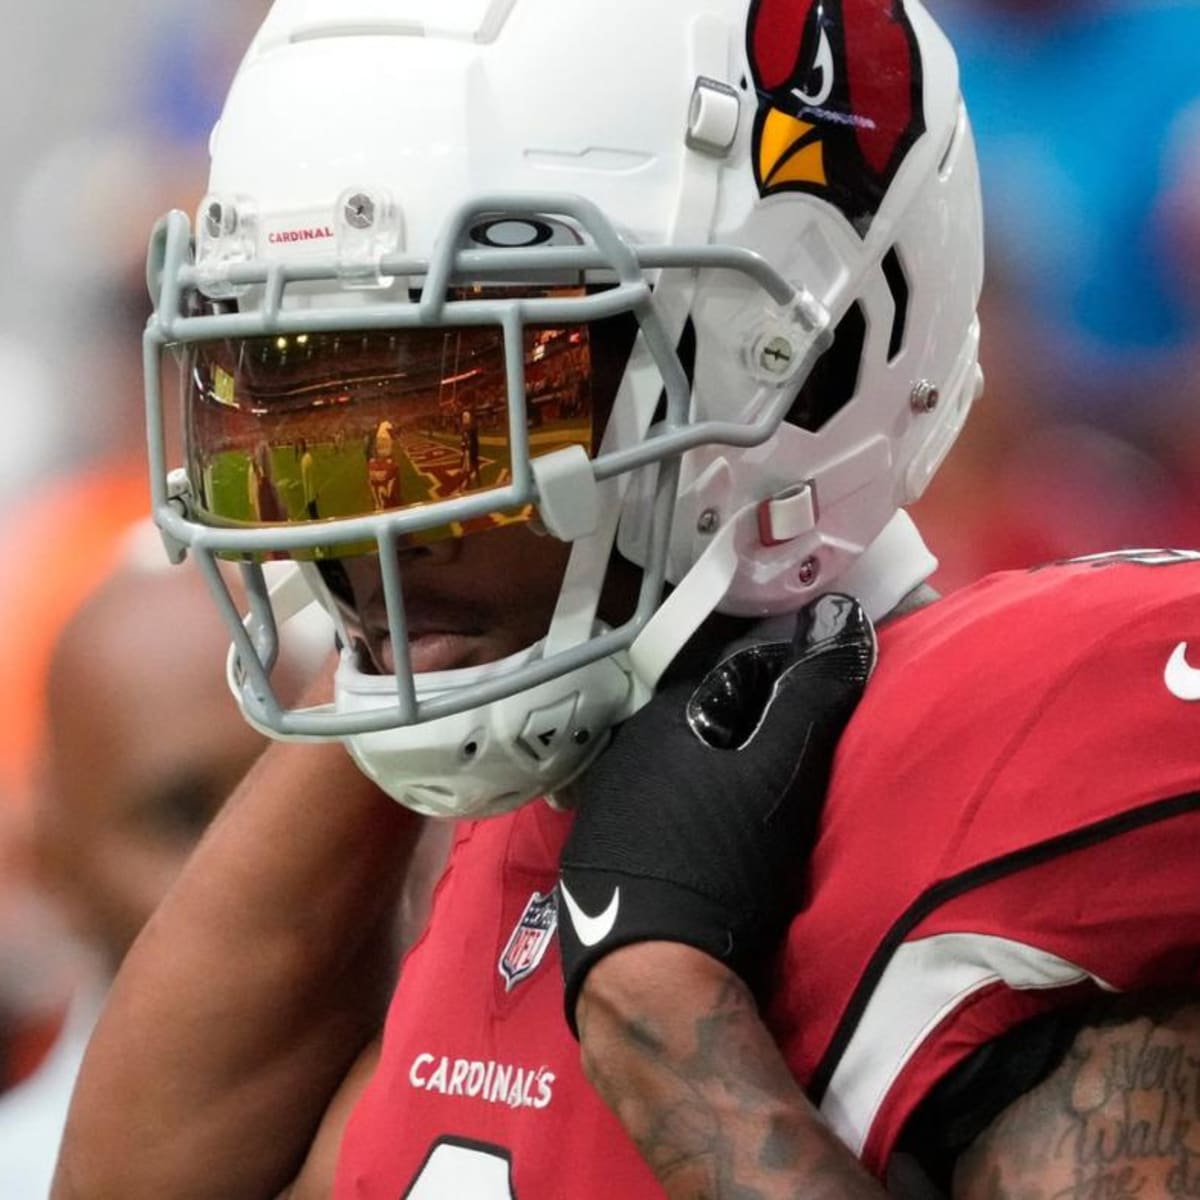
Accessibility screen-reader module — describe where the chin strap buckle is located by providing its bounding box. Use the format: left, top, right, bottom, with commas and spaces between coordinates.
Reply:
757, 483, 817, 548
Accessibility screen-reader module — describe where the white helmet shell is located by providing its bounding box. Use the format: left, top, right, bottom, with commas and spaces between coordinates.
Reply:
146, 0, 984, 818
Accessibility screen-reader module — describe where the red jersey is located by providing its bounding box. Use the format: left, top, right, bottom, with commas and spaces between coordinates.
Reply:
335, 804, 660, 1199
336, 552, 1200, 1194
769, 551, 1200, 1172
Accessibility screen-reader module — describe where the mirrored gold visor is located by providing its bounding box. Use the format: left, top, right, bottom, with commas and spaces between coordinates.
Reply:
184, 292, 600, 557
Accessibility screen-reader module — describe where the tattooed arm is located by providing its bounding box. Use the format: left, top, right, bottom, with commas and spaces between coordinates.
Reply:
577, 941, 888, 1200
953, 994, 1200, 1200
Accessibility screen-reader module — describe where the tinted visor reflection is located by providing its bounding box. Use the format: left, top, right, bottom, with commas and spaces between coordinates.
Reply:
184, 300, 595, 557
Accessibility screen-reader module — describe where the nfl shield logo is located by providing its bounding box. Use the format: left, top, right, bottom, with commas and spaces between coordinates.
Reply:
499, 891, 558, 992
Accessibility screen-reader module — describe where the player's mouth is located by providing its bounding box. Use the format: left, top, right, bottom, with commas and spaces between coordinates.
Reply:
353, 601, 494, 675
379, 630, 488, 675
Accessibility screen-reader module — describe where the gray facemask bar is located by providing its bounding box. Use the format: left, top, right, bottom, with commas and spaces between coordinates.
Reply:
145, 193, 826, 738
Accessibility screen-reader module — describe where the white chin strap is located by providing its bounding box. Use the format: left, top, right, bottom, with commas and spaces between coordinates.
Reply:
627, 508, 936, 688
835, 511, 938, 623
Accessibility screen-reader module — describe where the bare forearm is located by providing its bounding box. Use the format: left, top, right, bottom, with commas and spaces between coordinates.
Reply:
54, 735, 421, 1199
954, 995, 1200, 1200
577, 943, 888, 1200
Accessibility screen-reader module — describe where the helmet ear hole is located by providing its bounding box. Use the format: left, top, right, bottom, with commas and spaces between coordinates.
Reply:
785, 303, 866, 433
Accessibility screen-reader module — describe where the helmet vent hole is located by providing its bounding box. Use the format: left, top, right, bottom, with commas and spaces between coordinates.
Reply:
784, 303, 866, 433
882, 247, 910, 363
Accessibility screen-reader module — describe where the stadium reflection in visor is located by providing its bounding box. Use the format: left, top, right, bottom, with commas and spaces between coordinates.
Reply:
183, 288, 601, 560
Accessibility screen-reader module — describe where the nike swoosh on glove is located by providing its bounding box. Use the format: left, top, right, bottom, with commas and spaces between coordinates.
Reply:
558, 593, 877, 1034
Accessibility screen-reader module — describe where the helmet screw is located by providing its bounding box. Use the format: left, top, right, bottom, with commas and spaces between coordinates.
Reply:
697, 508, 721, 535
798, 556, 820, 587
572, 729, 591, 747
760, 335, 795, 375
345, 192, 376, 230
910, 381, 941, 414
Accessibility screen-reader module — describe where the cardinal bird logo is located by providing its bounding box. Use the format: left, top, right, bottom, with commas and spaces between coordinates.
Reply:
747, 0, 925, 231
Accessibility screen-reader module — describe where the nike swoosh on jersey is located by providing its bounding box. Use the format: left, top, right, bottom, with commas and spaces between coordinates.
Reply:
1165, 642, 1200, 702
558, 882, 621, 948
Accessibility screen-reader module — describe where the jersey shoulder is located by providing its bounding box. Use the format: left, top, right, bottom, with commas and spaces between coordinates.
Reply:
892, 547, 1200, 667
877, 549, 1200, 712
837, 550, 1200, 847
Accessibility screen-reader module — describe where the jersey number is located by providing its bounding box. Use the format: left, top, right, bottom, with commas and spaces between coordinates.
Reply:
403, 1139, 518, 1199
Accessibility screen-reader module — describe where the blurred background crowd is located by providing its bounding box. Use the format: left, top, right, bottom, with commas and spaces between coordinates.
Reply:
0, 0, 1198, 1193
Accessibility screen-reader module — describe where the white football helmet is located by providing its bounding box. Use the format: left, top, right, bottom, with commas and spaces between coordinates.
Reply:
145, 0, 984, 819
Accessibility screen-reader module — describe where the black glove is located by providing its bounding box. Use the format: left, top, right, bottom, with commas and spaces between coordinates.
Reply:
557, 593, 876, 1032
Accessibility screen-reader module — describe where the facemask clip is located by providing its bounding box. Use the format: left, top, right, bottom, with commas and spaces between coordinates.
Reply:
335, 187, 404, 290
195, 194, 259, 300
